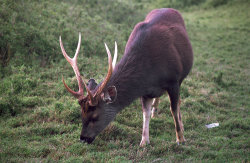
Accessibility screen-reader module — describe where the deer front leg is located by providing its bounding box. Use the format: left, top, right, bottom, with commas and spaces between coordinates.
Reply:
140, 97, 154, 147
151, 98, 160, 118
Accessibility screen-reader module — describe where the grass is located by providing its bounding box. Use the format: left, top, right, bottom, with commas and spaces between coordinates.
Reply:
0, 1, 250, 162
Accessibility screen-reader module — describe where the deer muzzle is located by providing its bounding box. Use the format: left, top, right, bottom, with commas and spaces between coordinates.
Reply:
80, 135, 95, 144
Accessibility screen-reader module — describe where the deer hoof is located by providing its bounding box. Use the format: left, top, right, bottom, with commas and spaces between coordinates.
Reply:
151, 113, 155, 118
151, 108, 158, 118
176, 141, 185, 145
140, 139, 150, 147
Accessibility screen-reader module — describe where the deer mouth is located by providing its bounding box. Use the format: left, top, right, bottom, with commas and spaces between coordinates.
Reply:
80, 136, 95, 144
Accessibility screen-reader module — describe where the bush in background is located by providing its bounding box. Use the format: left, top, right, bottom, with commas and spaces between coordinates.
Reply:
0, 0, 147, 68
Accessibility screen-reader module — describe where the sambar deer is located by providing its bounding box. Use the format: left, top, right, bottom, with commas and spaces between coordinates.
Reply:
59, 8, 193, 146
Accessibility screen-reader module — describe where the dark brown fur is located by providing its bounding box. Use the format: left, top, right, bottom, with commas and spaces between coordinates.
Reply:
108, 8, 192, 107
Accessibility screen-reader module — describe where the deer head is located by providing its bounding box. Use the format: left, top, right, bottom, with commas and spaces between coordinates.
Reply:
60, 33, 118, 143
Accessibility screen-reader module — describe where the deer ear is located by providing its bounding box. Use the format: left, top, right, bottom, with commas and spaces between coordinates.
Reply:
87, 79, 97, 91
101, 86, 117, 104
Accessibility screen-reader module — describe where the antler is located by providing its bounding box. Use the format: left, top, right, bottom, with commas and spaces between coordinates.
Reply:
93, 43, 113, 97
60, 33, 94, 101
112, 41, 118, 70
60, 34, 118, 105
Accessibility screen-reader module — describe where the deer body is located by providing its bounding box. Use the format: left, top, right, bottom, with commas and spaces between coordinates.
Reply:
60, 8, 193, 146
111, 9, 193, 104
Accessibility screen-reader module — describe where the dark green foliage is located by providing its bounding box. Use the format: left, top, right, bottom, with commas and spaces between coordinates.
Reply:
0, 0, 145, 67
0, 0, 249, 162
151, 0, 206, 9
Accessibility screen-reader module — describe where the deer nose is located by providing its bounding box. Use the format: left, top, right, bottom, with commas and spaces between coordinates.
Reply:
80, 135, 95, 144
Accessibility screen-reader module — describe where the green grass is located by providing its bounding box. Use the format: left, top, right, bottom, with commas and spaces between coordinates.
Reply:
0, 0, 250, 162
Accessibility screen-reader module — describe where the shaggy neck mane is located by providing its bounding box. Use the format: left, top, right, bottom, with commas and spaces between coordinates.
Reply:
106, 50, 147, 110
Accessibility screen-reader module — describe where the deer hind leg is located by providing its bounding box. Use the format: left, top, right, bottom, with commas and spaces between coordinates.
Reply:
167, 84, 185, 144
140, 97, 154, 147
151, 98, 160, 118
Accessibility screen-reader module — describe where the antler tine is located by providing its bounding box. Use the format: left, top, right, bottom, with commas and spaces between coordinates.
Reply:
62, 76, 80, 98
59, 36, 72, 64
73, 32, 81, 61
112, 41, 118, 70
75, 33, 95, 102
94, 43, 113, 97
59, 33, 85, 98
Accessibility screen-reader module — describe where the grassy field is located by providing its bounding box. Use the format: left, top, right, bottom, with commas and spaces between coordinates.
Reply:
0, 0, 249, 162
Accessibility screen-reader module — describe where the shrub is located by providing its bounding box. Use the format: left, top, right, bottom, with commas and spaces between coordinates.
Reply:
0, 0, 146, 68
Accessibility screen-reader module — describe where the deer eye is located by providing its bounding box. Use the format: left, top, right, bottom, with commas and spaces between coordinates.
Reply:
90, 114, 99, 122
88, 106, 96, 112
